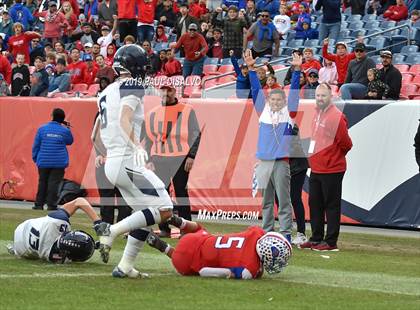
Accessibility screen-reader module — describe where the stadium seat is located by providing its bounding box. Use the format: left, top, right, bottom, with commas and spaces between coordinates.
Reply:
393, 64, 409, 73
366, 37, 389, 50
348, 14, 362, 22
400, 45, 419, 55
178, 57, 185, 66
338, 29, 351, 40
366, 28, 382, 36
364, 21, 380, 29
340, 21, 348, 29
52, 92, 69, 98
348, 21, 364, 31
288, 39, 304, 48
281, 48, 294, 56
220, 58, 232, 65
154, 43, 169, 51
400, 84, 419, 99
409, 64, 420, 74
203, 64, 218, 75
343, 7, 352, 15
362, 14, 378, 22
392, 53, 406, 64
183, 85, 201, 98
380, 20, 396, 29
371, 55, 382, 65
280, 40, 288, 47
350, 29, 367, 37
216, 75, 236, 84
304, 39, 319, 47
201, 76, 218, 88
383, 29, 400, 38
411, 75, 420, 86
71, 84, 88, 92
376, 64, 383, 69
217, 65, 234, 74
390, 36, 408, 53
87, 84, 100, 96
405, 54, 420, 65
272, 64, 286, 70
401, 73, 414, 83
204, 57, 219, 65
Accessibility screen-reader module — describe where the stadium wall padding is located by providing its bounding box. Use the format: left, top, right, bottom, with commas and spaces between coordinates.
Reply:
0, 97, 419, 229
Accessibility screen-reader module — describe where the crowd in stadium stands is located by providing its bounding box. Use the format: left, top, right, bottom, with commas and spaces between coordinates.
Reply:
0, 0, 419, 98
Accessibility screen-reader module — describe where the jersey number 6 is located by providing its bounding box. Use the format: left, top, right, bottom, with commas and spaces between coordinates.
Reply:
214, 237, 245, 249
99, 95, 108, 129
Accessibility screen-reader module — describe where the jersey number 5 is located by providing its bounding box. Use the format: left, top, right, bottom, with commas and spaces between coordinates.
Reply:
214, 237, 245, 249
99, 95, 108, 129
29, 227, 40, 251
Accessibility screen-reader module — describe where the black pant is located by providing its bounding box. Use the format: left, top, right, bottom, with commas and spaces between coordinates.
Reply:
118, 19, 138, 42
95, 164, 132, 224
308, 172, 344, 246
291, 169, 307, 234
35, 168, 65, 208
152, 156, 192, 232
223, 48, 243, 59
251, 47, 273, 58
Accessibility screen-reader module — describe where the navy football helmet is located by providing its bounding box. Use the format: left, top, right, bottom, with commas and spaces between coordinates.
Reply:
112, 44, 150, 79
58, 230, 95, 262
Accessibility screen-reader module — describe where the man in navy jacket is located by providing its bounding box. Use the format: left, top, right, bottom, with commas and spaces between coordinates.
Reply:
32, 108, 73, 210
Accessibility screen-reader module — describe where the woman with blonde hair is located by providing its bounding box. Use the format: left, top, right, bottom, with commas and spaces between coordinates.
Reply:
61, 1, 78, 42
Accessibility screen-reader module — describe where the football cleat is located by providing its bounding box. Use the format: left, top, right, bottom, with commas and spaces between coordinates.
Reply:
146, 231, 169, 253
6, 243, 15, 255
167, 215, 183, 228
99, 244, 111, 264
112, 266, 150, 279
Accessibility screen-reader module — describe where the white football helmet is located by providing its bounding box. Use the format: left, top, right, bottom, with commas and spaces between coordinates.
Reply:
256, 232, 292, 274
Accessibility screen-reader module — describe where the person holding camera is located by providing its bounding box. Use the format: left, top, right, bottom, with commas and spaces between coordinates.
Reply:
32, 108, 73, 210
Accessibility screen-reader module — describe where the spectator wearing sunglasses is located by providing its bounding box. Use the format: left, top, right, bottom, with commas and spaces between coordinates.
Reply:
340, 43, 376, 100
245, 10, 280, 57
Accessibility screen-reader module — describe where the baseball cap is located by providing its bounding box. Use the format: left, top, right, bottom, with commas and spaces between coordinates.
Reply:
335, 41, 348, 49
308, 68, 319, 77
84, 42, 93, 48
228, 5, 238, 12
380, 50, 393, 58
48, 1, 57, 7
83, 54, 93, 61
188, 23, 198, 30
354, 43, 366, 51
45, 64, 55, 71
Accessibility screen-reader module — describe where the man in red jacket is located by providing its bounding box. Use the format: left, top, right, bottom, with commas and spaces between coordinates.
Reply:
300, 83, 352, 252
383, 0, 408, 22
170, 23, 208, 77
137, 0, 158, 43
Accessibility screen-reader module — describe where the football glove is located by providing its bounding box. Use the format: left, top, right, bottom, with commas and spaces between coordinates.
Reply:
134, 146, 148, 167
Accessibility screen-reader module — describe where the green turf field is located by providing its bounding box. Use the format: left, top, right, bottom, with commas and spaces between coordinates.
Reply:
1, 207, 419, 310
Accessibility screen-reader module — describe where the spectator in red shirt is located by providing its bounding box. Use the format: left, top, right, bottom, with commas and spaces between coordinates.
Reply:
61, 1, 78, 42
322, 38, 363, 87
383, 0, 409, 22
35, 1, 69, 44
301, 47, 321, 75
170, 23, 208, 77
155, 25, 169, 43
117, 0, 137, 42
188, 0, 208, 19
104, 43, 116, 66
95, 54, 115, 83
263, 74, 282, 96
206, 28, 224, 59
66, 47, 87, 84
8, 22, 41, 64
137, 0, 158, 43
82, 54, 99, 85
163, 49, 182, 76
0, 53, 12, 85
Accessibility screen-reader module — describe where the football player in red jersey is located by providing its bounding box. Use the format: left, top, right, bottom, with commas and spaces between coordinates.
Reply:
147, 216, 292, 279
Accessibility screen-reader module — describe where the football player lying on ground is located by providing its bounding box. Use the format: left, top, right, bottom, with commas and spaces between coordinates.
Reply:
146, 216, 292, 279
7, 198, 104, 263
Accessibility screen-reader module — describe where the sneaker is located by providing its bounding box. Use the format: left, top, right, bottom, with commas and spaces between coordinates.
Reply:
312, 242, 339, 252
292, 232, 308, 246
47, 206, 57, 211
112, 266, 150, 279
298, 241, 319, 249
94, 222, 113, 263
32, 205, 43, 210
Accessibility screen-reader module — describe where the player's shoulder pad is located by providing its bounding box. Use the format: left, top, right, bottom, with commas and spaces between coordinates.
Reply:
47, 209, 70, 223
119, 78, 146, 100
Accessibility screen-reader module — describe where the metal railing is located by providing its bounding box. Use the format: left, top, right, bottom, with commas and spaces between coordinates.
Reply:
201, 22, 414, 98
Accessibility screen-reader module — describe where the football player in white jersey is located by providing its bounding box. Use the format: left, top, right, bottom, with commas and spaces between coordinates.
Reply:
8, 198, 102, 263
92, 44, 174, 278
